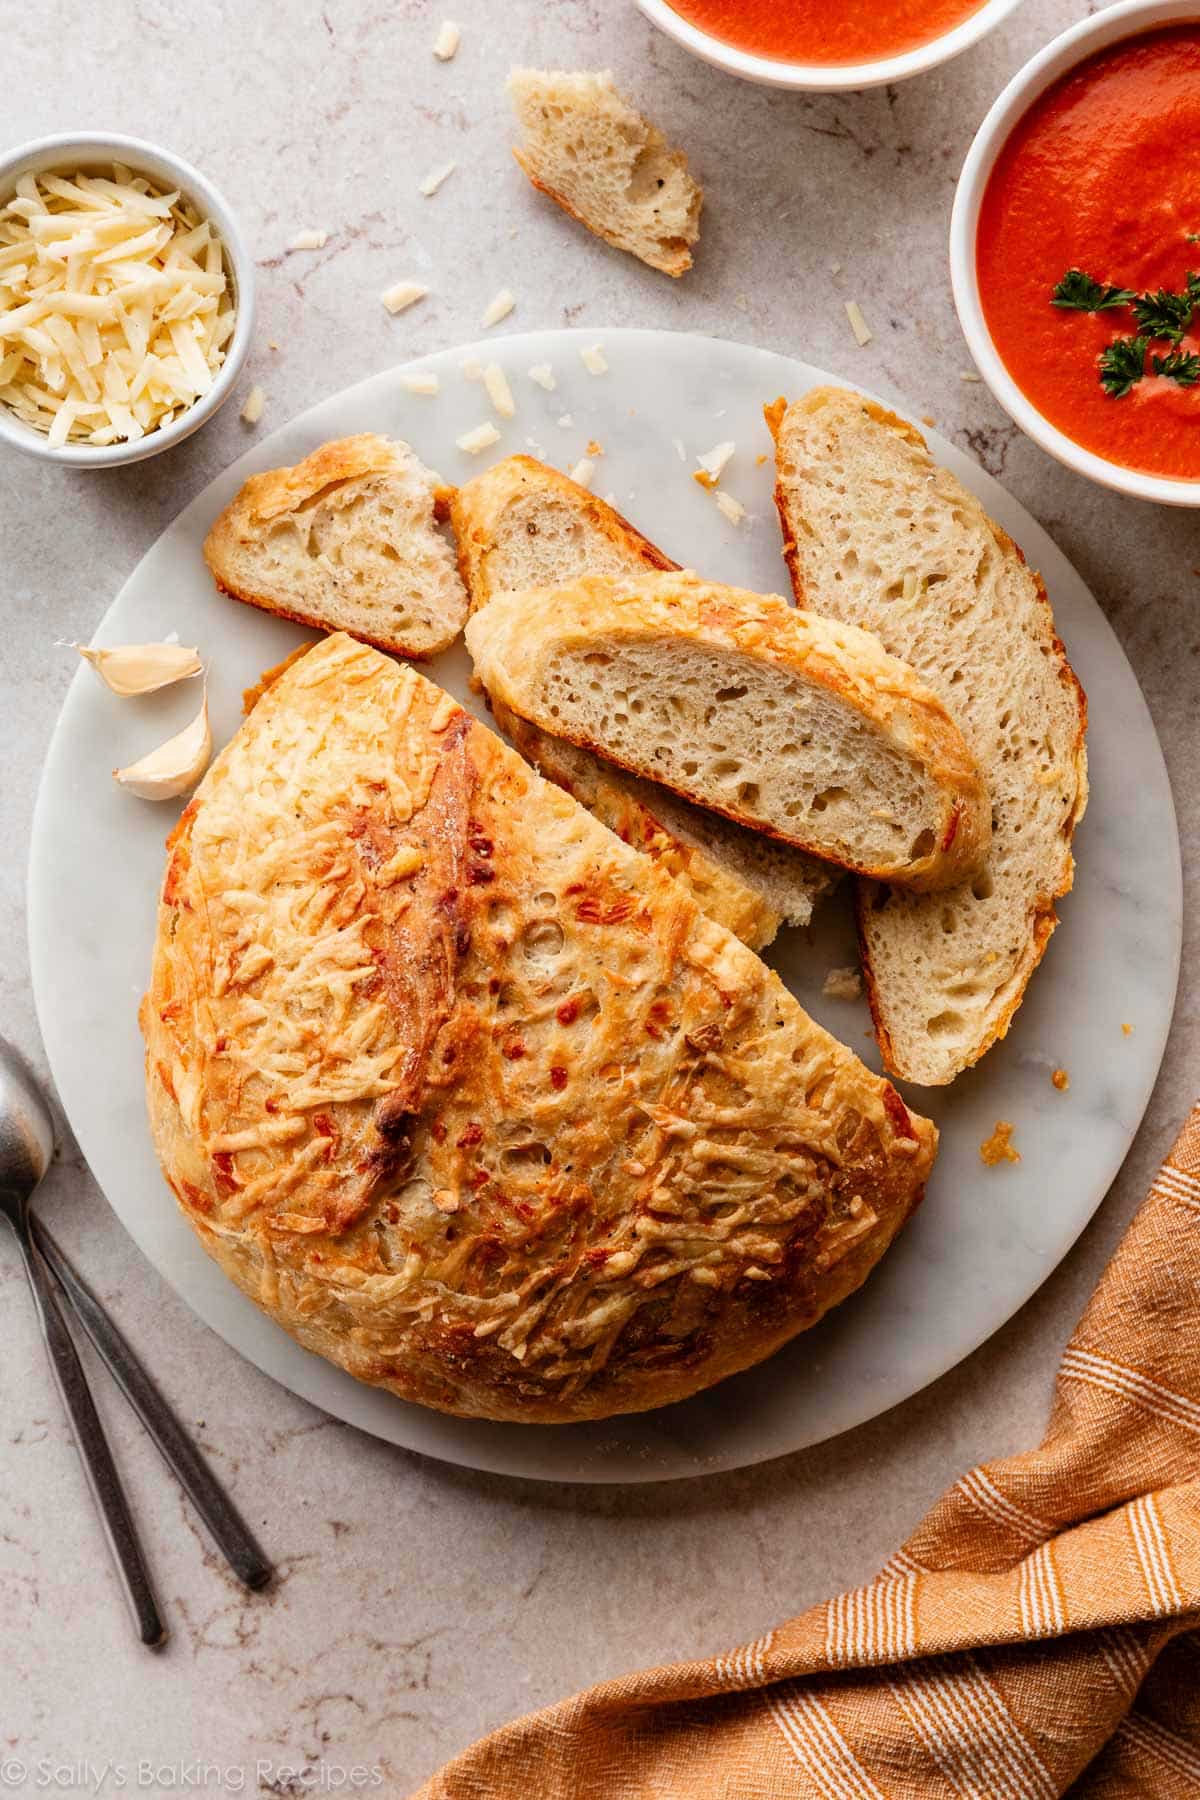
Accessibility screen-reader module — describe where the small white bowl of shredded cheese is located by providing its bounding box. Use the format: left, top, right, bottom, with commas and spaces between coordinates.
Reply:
0, 132, 254, 466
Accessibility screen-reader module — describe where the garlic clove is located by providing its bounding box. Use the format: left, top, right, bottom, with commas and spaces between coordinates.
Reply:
113, 689, 212, 800
77, 641, 202, 697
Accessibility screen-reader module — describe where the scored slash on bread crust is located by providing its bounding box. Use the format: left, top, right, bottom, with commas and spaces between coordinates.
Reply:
466, 569, 993, 892
142, 632, 937, 1424
203, 434, 468, 660
508, 69, 702, 278
451, 455, 835, 946
767, 387, 1088, 1087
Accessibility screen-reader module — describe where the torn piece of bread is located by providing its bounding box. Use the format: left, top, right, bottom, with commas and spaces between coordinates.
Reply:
508, 69, 702, 277
451, 456, 834, 945
465, 570, 992, 892
768, 387, 1088, 1086
204, 435, 468, 659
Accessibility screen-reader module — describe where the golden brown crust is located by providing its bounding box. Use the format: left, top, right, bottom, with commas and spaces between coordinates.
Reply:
510, 149, 694, 278
465, 571, 992, 892
142, 633, 936, 1423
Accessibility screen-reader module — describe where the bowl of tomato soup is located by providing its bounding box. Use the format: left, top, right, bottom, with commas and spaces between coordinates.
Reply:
636, 0, 1024, 91
952, 0, 1200, 503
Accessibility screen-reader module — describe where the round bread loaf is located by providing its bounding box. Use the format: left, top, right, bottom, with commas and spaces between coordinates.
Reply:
142, 633, 936, 1423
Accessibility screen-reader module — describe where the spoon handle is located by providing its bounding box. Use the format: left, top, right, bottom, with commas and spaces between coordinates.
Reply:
33, 1220, 272, 1592
16, 1224, 166, 1647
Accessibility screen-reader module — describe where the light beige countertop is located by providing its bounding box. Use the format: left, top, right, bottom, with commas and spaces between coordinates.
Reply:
1, 1, 1196, 1791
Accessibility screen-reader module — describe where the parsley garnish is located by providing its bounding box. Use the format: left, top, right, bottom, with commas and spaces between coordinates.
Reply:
1053, 266, 1200, 397
1052, 269, 1136, 312
1098, 336, 1147, 398
1132, 287, 1195, 342
1151, 347, 1200, 386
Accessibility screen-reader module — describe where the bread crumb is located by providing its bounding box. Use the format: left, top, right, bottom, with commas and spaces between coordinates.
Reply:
921, 414, 936, 427
528, 362, 556, 390
830, 260, 843, 275
822, 966, 862, 1002
268, 340, 279, 351
1121, 1022, 1134, 1037
714, 491, 745, 526
433, 19, 460, 58
570, 457, 595, 488
755, 452, 767, 466
399, 370, 439, 396
289, 229, 328, 251
845, 300, 873, 347
382, 281, 427, 315
580, 343, 608, 375
557, 413, 573, 428
733, 293, 749, 312
980, 1121, 1020, 1166
240, 384, 265, 425
482, 287, 515, 328
1051, 1068, 1070, 1092
960, 370, 982, 382
483, 362, 516, 419
585, 439, 604, 456
671, 436, 687, 462
457, 422, 501, 454
461, 356, 484, 380
419, 162, 457, 197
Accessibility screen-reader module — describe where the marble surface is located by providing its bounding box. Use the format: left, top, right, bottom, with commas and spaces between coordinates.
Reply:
1, 0, 1197, 1791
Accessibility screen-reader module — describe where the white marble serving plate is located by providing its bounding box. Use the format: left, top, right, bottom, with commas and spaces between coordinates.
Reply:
28, 329, 1181, 1484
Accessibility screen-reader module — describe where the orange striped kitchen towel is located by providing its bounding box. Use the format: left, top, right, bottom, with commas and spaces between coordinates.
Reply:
414, 1102, 1200, 1798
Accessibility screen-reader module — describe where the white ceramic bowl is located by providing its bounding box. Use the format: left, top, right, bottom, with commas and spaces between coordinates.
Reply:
0, 131, 255, 468
636, 0, 1024, 91
951, 0, 1200, 506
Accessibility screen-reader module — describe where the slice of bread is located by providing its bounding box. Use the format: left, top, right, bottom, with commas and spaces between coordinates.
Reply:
451, 455, 834, 946
204, 434, 467, 659
452, 453, 677, 615
768, 387, 1088, 1085
508, 69, 702, 277
465, 570, 992, 892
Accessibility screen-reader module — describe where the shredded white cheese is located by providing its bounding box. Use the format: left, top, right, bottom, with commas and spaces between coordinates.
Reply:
580, 343, 608, 375
482, 362, 515, 418
399, 370, 439, 395
289, 229, 328, 251
460, 356, 484, 380
569, 457, 594, 488
697, 440, 735, 483
845, 300, 873, 347
0, 163, 236, 447
381, 280, 427, 315
457, 421, 501, 454
527, 362, 556, 391
419, 163, 457, 198
714, 491, 745, 526
433, 19, 460, 59
482, 287, 515, 328
240, 384, 265, 424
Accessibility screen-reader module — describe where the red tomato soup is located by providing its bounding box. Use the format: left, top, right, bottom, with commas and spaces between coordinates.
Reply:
667, 0, 986, 65
977, 24, 1200, 480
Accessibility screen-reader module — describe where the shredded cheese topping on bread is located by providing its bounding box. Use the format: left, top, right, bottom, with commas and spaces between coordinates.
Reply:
0, 163, 236, 447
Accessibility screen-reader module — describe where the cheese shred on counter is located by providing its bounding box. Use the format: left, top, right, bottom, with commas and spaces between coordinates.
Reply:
0, 164, 236, 447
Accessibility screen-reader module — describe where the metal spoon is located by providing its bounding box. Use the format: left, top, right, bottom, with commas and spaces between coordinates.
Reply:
0, 1036, 165, 1645
0, 1037, 273, 1644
